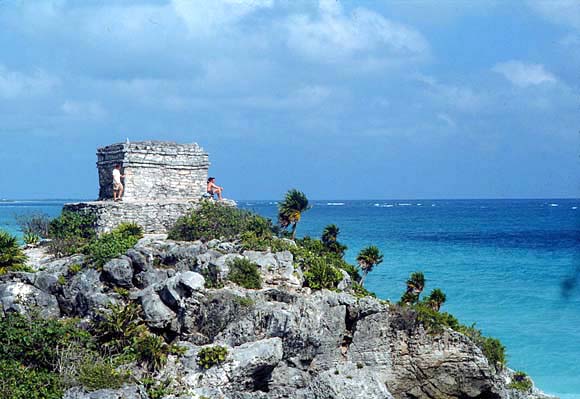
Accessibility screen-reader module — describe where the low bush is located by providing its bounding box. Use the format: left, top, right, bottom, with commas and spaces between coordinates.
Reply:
16, 213, 51, 238
141, 376, 173, 399
201, 267, 225, 289
0, 230, 28, 275
414, 302, 460, 333
303, 257, 343, 290
47, 211, 96, 257
49, 211, 96, 241
77, 358, 130, 391
228, 258, 262, 289
456, 324, 506, 369
197, 346, 228, 369
0, 359, 63, 399
169, 201, 274, 242
0, 312, 92, 370
350, 282, 377, 298
92, 302, 183, 371
509, 371, 533, 391
84, 223, 143, 268
93, 302, 144, 354
23, 232, 41, 246
292, 236, 361, 283
240, 231, 294, 252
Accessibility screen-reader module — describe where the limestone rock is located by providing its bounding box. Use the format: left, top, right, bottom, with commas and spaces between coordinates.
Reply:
0, 282, 60, 318
102, 256, 134, 288
63, 385, 148, 399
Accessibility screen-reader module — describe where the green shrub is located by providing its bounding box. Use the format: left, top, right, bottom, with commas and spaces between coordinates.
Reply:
93, 302, 144, 354
509, 371, 533, 391
233, 295, 255, 307
240, 231, 294, 252
414, 302, 460, 333
457, 324, 506, 369
228, 258, 262, 289
0, 360, 63, 399
47, 211, 96, 257
168, 202, 273, 242
16, 213, 52, 238
350, 282, 377, 298
84, 223, 143, 268
197, 346, 228, 369
49, 211, 96, 240
23, 232, 41, 246
68, 263, 82, 274
0, 230, 28, 275
0, 312, 91, 370
77, 359, 130, 391
201, 267, 225, 289
141, 376, 173, 399
134, 333, 175, 371
303, 257, 343, 290
292, 236, 361, 283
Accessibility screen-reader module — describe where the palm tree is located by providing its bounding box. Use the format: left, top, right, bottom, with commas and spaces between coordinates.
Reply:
321, 224, 347, 256
321, 224, 339, 245
278, 189, 310, 240
356, 245, 384, 286
0, 231, 27, 274
427, 288, 447, 311
401, 272, 425, 304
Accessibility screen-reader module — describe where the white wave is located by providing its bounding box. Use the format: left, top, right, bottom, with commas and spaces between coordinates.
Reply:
572, 206, 578, 210
549, 203, 559, 207
398, 203, 412, 206
385, 204, 394, 208
374, 203, 380, 207
431, 204, 436, 207
326, 202, 345, 206
416, 203, 422, 206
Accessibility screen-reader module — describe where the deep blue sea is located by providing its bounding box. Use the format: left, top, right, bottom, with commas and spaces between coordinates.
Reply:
1, 198, 579, 398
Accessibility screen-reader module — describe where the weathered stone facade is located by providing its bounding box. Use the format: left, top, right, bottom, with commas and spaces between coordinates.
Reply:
63, 200, 200, 234
97, 141, 209, 201
64, 140, 223, 234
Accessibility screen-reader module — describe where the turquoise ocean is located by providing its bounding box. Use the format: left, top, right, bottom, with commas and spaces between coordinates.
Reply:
1, 198, 579, 398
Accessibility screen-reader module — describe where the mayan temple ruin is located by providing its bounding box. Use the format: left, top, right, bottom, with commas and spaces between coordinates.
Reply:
64, 141, 224, 234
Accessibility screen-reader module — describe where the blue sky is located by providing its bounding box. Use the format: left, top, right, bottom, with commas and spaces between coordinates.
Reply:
0, 0, 578, 200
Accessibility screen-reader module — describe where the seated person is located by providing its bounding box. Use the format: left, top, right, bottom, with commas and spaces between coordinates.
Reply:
206, 177, 223, 200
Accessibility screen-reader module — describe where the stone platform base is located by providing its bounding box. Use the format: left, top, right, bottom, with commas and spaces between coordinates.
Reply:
63, 199, 202, 234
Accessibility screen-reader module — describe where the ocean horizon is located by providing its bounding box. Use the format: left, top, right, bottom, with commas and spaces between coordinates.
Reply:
1, 198, 579, 398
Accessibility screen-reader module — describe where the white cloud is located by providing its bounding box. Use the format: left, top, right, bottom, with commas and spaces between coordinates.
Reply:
172, 0, 273, 36
528, 0, 580, 30
416, 75, 485, 112
437, 113, 456, 128
492, 61, 557, 87
285, 0, 428, 64
61, 100, 106, 119
0, 65, 59, 99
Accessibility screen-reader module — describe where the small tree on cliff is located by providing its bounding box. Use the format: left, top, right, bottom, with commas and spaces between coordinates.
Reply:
356, 245, 384, 286
278, 189, 310, 240
426, 288, 447, 311
321, 224, 347, 256
400, 272, 425, 304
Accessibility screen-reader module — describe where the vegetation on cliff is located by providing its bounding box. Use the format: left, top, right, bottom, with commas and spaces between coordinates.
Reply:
0, 189, 526, 398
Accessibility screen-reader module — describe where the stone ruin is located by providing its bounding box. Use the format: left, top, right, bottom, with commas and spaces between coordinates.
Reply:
96, 141, 209, 201
64, 141, 214, 234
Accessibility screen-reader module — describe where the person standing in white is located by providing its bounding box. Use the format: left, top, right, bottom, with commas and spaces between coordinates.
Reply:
112, 164, 125, 201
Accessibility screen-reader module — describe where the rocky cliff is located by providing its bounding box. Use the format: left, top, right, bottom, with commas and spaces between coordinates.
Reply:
0, 236, 553, 399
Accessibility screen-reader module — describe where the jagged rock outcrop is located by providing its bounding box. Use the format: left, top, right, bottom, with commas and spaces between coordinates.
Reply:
2, 237, 554, 399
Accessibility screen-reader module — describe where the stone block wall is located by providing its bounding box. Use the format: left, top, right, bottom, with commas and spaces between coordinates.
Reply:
97, 141, 209, 201
63, 200, 201, 234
